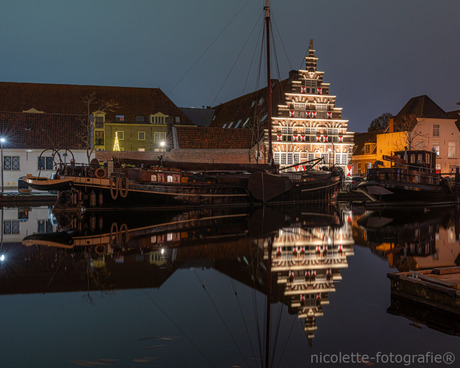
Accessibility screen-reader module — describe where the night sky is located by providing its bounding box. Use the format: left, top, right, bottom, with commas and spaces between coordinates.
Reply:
1, 0, 458, 132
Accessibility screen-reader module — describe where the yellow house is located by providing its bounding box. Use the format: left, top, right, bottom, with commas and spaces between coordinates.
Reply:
95, 112, 169, 152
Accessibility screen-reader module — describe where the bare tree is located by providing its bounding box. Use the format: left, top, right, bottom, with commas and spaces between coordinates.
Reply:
80, 92, 119, 163
394, 114, 426, 151
247, 109, 266, 164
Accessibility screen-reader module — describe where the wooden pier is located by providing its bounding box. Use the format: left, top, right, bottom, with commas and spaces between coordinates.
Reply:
388, 267, 460, 315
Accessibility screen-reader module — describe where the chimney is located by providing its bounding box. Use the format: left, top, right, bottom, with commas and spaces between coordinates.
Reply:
389, 117, 394, 133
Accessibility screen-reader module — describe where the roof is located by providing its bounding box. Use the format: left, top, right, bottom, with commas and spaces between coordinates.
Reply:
175, 127, 254, 149
180, 107, 215, 127
0, 82, 192, 125
396, 95, 448, 119
211, 79, 290, 129
0, 111, 87, 149
353, 131, 382, 156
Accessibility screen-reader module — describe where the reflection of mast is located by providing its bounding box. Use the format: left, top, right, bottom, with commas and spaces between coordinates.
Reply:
269, 210, 354, 343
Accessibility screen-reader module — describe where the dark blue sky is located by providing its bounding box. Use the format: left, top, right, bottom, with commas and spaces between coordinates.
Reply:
1, 0, 458, 132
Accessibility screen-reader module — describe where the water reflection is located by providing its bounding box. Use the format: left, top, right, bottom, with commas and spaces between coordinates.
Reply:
0, 204, 354, 366
354, 207, 460, 339
2, 205, 459, 366
355, 207, 460, 271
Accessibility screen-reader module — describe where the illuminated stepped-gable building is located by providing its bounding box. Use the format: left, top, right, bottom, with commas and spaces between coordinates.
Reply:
266, 209, 354, 343
271, 40, 354, 173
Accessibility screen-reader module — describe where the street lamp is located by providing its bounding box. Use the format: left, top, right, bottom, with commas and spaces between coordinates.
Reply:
0, 137, 5, 194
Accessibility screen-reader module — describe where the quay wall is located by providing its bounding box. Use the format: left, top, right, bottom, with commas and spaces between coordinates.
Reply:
96, 148, 261, 164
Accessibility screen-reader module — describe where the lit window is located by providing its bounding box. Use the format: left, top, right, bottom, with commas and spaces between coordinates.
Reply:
116, 115, 125, 122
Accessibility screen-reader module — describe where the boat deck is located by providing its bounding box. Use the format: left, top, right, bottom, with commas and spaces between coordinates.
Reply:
388, 267, 460, 315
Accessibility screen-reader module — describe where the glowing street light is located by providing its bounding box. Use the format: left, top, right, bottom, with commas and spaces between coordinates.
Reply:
0, 137, 5, 194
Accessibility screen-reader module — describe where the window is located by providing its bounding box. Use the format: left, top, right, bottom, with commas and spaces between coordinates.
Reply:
135, 115, 145, 123
38, 219, 53, 234
308, 153, 315, 162
95, 116, 104, 129
3, 220, 19, 234
138, 148, 145, 152
116, 114, 125, 122
433, 144, 440, 156
95, 131, 104, 146
321, 153, 329, 164
4, 156, 20, 170
448, 142, 456, 158
175, 116, 181, 123
433, 124, 440, 137
138, 131, 145, 140
335, 153, 348, 165
274, 152, 297, 166
151, 115, 167, 124
116, 131, 124, 140
38, 156, 54, 170
154, 132, 166, 143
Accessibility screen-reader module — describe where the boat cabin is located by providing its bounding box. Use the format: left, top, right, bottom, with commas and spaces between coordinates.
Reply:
391, 150, 437, 171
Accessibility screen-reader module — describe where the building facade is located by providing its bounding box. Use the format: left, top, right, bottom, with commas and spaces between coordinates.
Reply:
0, 82, 192, 155
352, 96, 460, 175
270, 40, 354, 174
0, 111, 90, 189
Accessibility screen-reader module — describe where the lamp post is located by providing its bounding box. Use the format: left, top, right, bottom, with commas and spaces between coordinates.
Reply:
0, 137, 5, 194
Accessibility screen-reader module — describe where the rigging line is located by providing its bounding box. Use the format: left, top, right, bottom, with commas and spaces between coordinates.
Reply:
193, 270, 251, 368
211, 10, 263, 107
168, 0, 252, 95
274, 312, 298, 368
249, 240, 264, 367
242, 13, 265, 95
140, 288, 217, 368
269, 303, 284, 368
231, 279, 258, 367
268, 17, 286, 109
270, 13, 292, 71
299, 49, 308, 70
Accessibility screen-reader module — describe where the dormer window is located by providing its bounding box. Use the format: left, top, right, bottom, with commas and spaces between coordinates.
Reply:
150, 113, 167, 124
116, 114, 125, 122
93, 111, 106, 129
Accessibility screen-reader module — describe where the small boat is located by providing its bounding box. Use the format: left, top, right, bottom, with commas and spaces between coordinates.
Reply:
388, 267, 460, 315
358, 149, 459, 208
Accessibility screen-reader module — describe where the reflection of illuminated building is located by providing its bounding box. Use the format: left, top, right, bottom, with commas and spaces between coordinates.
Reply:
267, 209, 354, 342
356, 209, 460, 271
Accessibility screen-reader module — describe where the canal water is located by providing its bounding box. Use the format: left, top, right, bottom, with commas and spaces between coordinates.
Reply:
0, 204, 459, 367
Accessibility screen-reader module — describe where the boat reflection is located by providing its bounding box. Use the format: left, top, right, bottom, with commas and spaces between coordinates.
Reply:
355, 207, 460, 271
0, 204, 355, 351
355, 207, 460, 337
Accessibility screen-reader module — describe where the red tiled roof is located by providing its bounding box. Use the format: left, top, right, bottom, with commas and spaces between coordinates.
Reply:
0, 82, 192, 125
175, 127, 255, 149
0, 111, 87, 149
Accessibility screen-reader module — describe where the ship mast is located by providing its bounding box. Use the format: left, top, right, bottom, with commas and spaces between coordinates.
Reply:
265, 0, 273, 164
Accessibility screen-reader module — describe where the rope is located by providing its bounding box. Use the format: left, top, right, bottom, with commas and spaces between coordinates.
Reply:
140, 288, 217, 368
193, 270, 251, 368
169, 0, 252, 95
231, 280, 258, 366
212, 11, 264, 107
